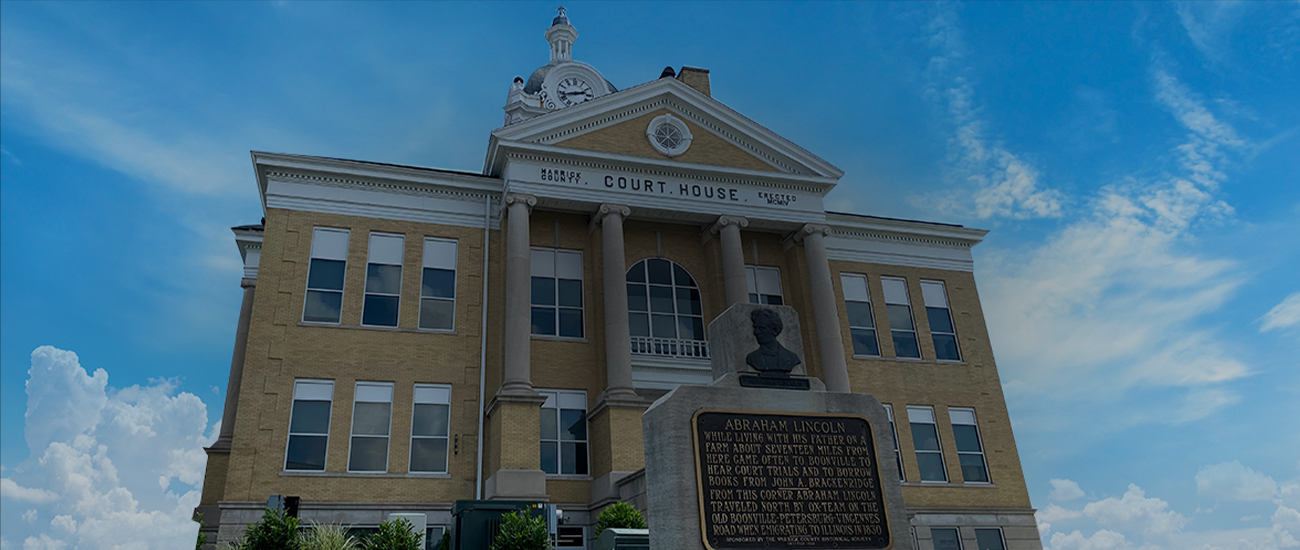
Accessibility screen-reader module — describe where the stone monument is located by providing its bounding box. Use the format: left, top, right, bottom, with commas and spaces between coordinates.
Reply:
642, 303, 912, 550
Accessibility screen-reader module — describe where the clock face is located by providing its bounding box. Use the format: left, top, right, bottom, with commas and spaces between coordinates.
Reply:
556, 77, 593, 106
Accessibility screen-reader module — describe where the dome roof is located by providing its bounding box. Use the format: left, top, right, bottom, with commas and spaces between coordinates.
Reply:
523, 62, 618, 96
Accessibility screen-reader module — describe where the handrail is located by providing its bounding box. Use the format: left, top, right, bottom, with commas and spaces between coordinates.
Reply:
630, 336, 709, 359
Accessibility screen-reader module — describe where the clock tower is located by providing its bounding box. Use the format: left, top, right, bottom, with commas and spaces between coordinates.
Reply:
503, 7, 616, 124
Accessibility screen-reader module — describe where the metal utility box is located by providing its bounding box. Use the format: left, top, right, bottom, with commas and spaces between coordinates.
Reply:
593, 528, 649, 550
451, 500, 545, 550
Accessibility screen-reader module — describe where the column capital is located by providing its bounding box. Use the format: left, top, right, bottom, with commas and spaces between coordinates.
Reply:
709, 215, 749, 234
787, 223, 833, 246
502, 193, 537, 215
589, 203, 631, 233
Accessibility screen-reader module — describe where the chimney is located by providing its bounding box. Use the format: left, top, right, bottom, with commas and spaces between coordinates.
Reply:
677, 66, 711, 97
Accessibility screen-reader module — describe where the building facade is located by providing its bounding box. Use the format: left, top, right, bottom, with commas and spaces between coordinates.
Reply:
197, 10, 1043, 550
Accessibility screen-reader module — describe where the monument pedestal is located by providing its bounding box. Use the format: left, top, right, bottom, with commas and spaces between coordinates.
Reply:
641, 304, 912, 550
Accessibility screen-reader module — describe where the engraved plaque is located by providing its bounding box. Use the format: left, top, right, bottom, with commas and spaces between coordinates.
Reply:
692, 411, 892, 549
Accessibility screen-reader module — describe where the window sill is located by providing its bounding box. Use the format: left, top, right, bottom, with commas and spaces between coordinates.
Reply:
297, 322, 458, 336
280, 471, 452, 479
900, 481, 996, 488
851, 355, 967, 366
545, 475, 593, 481
531, 335, 589, 343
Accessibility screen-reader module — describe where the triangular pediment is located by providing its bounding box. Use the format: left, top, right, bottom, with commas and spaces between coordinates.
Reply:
486, 78, 843, 180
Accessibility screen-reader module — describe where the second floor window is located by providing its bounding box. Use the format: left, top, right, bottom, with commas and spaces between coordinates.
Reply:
746, 266, 783, 305
882, 277, 920, 359
362, 233, 404, 327
531, 248, 584, 338
420, 238, 457, 330
628, 258, 704, 343
921, 280, 961, 361
840, 273, 880, 356
304, 228, 350, 323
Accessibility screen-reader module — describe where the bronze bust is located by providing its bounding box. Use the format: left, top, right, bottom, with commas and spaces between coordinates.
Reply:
745, 308, 801, 376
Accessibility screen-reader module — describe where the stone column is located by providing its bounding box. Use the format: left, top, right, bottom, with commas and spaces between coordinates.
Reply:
596, 204, 637, 400
212, 279, 256, 449
485, 193, 548, 501
799, 223, 851, 393
710, 215, 749, 307
500, 193, 537, 397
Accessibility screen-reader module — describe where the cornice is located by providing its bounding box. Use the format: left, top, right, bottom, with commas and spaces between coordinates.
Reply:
264, 170, 497, 204
826, 212, 988, 248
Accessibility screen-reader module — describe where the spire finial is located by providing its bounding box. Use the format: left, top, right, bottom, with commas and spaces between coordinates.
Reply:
552, 6, 569, 26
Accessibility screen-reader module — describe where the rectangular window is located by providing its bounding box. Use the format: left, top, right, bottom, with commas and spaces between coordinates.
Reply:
883, 404, 904, 481
950, 407, 990, 483
840, 273, 880, 356
922, 280, 961, 361
908, 405, 947, 482
531, 249, 584, 338
304, 228, 350, 323
974, 528, 1006, 550
745, 266, 784, 305
409, 384, 451, 473
931, 528, 963, 550
285, 380, 333, 471
420, 238, 457, 330
363, 233, 404, 327
539, 389, 588, 475
882, 277, 920, 358
348, 382, 393, 473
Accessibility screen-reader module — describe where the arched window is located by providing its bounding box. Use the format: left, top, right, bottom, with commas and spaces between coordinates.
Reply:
627, 258, 707, 358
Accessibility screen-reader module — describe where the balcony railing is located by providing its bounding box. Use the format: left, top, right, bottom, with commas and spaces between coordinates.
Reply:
630, 336, 709, 359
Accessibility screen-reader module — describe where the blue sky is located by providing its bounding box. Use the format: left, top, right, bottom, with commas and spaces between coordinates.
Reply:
2, 2, 1298, 548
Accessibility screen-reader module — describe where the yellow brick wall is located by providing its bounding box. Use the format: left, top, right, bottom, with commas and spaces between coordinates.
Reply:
220, 204, 1029, 512
556, 109, 778, 173
223, 208, 491, 504
827, 260, 1032, 509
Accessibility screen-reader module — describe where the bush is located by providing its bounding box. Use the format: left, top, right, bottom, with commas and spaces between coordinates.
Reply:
435, 530, 451, 550
594, 502, 647, 538
302, 521, 359, 550
238, 508, 303, 550
361, 518, 423, 550
489, 511, 549, 550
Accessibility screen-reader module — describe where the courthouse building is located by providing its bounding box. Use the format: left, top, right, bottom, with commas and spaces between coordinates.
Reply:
197, 9, 1043, 550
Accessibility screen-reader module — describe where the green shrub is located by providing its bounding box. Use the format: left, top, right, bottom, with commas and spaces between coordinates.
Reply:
239, 508, 303, 550
302, 521, 359, 550
435, 530, 451, 550
594, 501, 647, 538
361, 518, 422, 550
489, 511, 549, 550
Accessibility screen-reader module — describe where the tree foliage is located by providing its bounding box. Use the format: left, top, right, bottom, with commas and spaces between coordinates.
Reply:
360, 518, 423, 550
238, 508, 303, 550
594, 501, 647, 538
489, 511, 549, 550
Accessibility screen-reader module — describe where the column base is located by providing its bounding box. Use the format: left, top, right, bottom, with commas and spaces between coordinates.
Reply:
484, 469, 549, 501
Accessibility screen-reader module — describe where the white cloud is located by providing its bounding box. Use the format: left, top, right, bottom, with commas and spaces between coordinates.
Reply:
1, 479, 59, 504
1053, 479, 1087, 501
1261, 292, 1300, 333
1048, 529, 1144, 550
1175, 2, 1248, 67
1042, 503, 1085, 522
22, 510, 37, 524
1083, 484, 1187, 541
1197, 461, 1280, 502
2, 346, 211, 549
920, 7, 1065, 220
981, 65, 1251, 445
